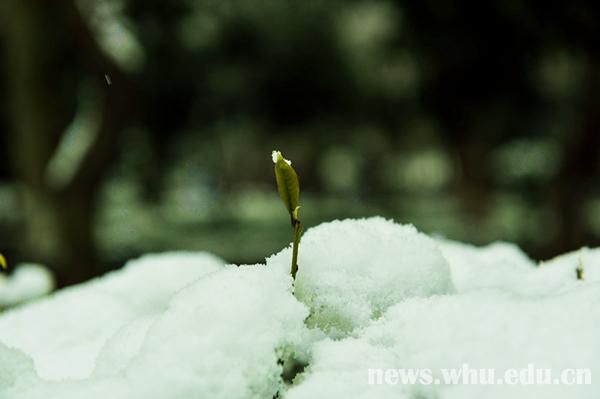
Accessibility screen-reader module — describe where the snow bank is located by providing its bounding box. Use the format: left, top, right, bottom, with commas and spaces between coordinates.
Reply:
0, 252, 225, 380
2, 218, 600, 399
438, 239, 599, 296
0, 263, 55, 309
436, 239, 537, 294
268, 218, 454, 337
540, 247, 600, 283
287, 285, 600, 399
113, 265, 309, 399
0, 342, 39, 393
286, 338, 404, 399
2, 261, 311, 399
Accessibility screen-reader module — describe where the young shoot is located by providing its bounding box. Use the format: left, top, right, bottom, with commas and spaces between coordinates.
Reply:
0, 253, 6, 270
576, 251, 585, 281
272, 150, 302, 279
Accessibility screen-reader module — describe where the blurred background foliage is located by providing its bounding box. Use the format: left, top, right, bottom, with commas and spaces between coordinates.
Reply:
1, 0, 600, 286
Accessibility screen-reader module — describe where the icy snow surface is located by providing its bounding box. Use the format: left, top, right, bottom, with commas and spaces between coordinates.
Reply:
1, 218, 600, 399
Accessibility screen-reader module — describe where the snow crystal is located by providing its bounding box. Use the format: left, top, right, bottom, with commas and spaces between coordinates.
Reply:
267, 217, 454, 337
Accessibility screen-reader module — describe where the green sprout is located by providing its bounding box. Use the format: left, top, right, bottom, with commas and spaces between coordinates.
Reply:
576, 253, 585, 281
0, 253, 6, 270
272, 150, 302, 279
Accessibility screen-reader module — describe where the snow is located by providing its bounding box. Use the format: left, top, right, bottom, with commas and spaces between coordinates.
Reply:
0, 342, 39, 393
0, 263, 55, 309
272, 150, 292, 165
7, 265, 311, 399
1, 217, 600, 399
286, 338, 403, 399
287, 286, 600, 399
0, 252, 225, 381
268, 217, 454, 337
438, 239, 596, 296
540, 247, 600, 283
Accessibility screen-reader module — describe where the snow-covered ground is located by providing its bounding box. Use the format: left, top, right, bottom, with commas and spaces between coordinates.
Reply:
1, 217, 599, 398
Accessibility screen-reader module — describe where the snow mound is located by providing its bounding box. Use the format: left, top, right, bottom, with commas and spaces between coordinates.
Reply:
438, 239, 599, 296
0, 263, 55, 309
0, 342, 39, 393
540, 247, 600, 282
286, 338, 404, 399
288, 285, 600, 399
3, 218, 600, 399
436, 239, 537, 294
8, 265, 310, 399
267, 217, 454, 337
0, 252, 225, 380
119, 265, 309, 399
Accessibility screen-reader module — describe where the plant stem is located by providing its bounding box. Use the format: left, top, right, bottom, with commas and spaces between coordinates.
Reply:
576, 266, 584, 280
291, 221, 301, 279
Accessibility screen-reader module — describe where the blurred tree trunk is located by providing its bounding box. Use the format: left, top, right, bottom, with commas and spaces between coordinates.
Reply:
551, 56, 600, 254
0, 0, 130, 286
453, 132, 492, 220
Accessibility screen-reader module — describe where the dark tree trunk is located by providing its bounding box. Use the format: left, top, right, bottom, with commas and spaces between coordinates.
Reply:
1, 0, 131, 286
551, 56, 600, 254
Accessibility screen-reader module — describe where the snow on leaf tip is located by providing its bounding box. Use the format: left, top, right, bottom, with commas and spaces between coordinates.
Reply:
273, 150, 300, 222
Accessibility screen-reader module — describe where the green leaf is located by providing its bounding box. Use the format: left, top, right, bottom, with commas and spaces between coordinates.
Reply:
0, 254, 6, 270
273, 150, 300, 222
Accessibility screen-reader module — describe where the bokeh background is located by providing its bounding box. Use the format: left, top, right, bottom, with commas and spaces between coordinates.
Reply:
1, 0, 600, 287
